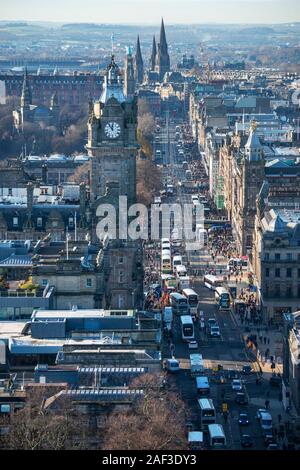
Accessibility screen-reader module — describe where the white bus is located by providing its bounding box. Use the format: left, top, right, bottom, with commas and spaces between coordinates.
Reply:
204, 274, 223, 290
208, 424, 227, 449
198, 398, 216, 430
182, 288, 199, 317
190, 353, 205, 376
215, 287, 230, 310
180, 315, 194, 341
162, 254, 172, 274
170, 292, 189, 315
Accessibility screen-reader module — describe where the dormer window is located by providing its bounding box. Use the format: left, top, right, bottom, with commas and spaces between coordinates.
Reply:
37, 217, 42, 227
69, 217, 74, 227
13, 217, 18, 226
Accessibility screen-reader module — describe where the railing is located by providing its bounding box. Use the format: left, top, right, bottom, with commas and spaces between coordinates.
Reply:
0, 289, 43, 298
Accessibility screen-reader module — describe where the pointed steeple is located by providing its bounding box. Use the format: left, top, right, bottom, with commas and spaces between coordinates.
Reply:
124, 46, 135, 99
159, 18, 168, 52
135, 35, 144, 84
21, 67, 32, 108
150, 35, 157, 71
156, 19, 170, 81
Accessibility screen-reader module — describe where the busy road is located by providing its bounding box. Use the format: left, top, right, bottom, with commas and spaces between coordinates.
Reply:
145, 118, 292, 450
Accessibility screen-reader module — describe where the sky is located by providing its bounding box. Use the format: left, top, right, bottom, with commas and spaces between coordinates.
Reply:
1, 0, 300, 25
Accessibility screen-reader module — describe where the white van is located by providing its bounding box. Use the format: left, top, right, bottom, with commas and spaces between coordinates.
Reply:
165, 358, 180, 372
173, 255, 183, 272
176, 265, 187, 278
259, 411, 273, 431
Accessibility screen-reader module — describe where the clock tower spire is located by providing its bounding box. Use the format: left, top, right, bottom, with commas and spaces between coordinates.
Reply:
86, 56, 138, 206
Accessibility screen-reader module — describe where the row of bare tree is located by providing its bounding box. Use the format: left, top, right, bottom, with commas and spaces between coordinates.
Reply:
0, 374, 187, 450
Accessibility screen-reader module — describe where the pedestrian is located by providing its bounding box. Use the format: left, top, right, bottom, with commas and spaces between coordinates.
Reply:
265, 399, 270, 409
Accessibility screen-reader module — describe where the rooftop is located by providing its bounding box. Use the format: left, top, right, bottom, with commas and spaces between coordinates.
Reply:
31, 309, 136, 321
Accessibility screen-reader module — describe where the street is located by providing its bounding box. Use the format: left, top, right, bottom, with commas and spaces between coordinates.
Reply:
145, 117, 294, 450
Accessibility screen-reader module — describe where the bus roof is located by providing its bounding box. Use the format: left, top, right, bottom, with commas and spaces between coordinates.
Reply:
198, 398, 215, 409
170, 292, 185, 300
182, 288, 198, 296
204, 274, 222, 281
208, 423, 225, 437
180, 315, 193, 324
215, 287, 229, 295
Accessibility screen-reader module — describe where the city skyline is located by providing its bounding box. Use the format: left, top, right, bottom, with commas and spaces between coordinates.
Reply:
1, 0, 300, 25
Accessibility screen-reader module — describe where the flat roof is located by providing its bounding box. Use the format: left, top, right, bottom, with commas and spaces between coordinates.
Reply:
32, 309, 135, 320
0, 321, 27, 340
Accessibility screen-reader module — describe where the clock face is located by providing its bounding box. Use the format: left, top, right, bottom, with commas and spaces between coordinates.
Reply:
104, 121, 121, 139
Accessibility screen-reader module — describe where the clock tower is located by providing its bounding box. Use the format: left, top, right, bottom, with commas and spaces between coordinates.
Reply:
87, 55, 138, 206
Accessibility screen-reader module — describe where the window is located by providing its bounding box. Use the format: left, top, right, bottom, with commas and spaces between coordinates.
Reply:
13, 217, 18, 226
8, 188, 12, 196
42, 279, 48, 286
286, 253, 293, 261
264, 252, 270, 261
37, 217, 42, 227
298, 268, 300, 278
275, 268, 280, 278
52, 221, 58, 228
275, 253, 281, 261
298, 253, 300, 261
298, 285, 300, 297
265, 268, 270, 278
68, 217, 74, 227
286, 285, 292, 298
287, 268, 292, 278
119, 256, 124, 264
119, 271, 125, 283
86, 278, 92, 288
274, 285, 281, 298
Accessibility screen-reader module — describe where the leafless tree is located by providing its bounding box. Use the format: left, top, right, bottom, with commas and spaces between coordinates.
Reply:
102, 373, 187, 451
0, 386, 90, 450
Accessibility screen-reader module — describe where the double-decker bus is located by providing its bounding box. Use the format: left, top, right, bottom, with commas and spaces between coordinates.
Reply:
170, 292, 189, 315
182, 288, 199, 319
198, 398, 216, 430
208, 424, 227, 449
215, 287, 230, 310
180, 315, 194, 341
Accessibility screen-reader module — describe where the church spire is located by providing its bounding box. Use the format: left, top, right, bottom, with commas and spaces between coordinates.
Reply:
21, 67, 32, 108
150, 35, 157, 71
135, 35, 144, 84
159, 18, 168, 52
156, 19, 170, 81
124, 46, 135, 99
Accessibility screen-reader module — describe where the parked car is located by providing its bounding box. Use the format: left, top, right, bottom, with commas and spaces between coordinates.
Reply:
232, 379, 243, 391
241, 434, 254, 448
188, 340, 199, 350
238, 413, 249, 426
